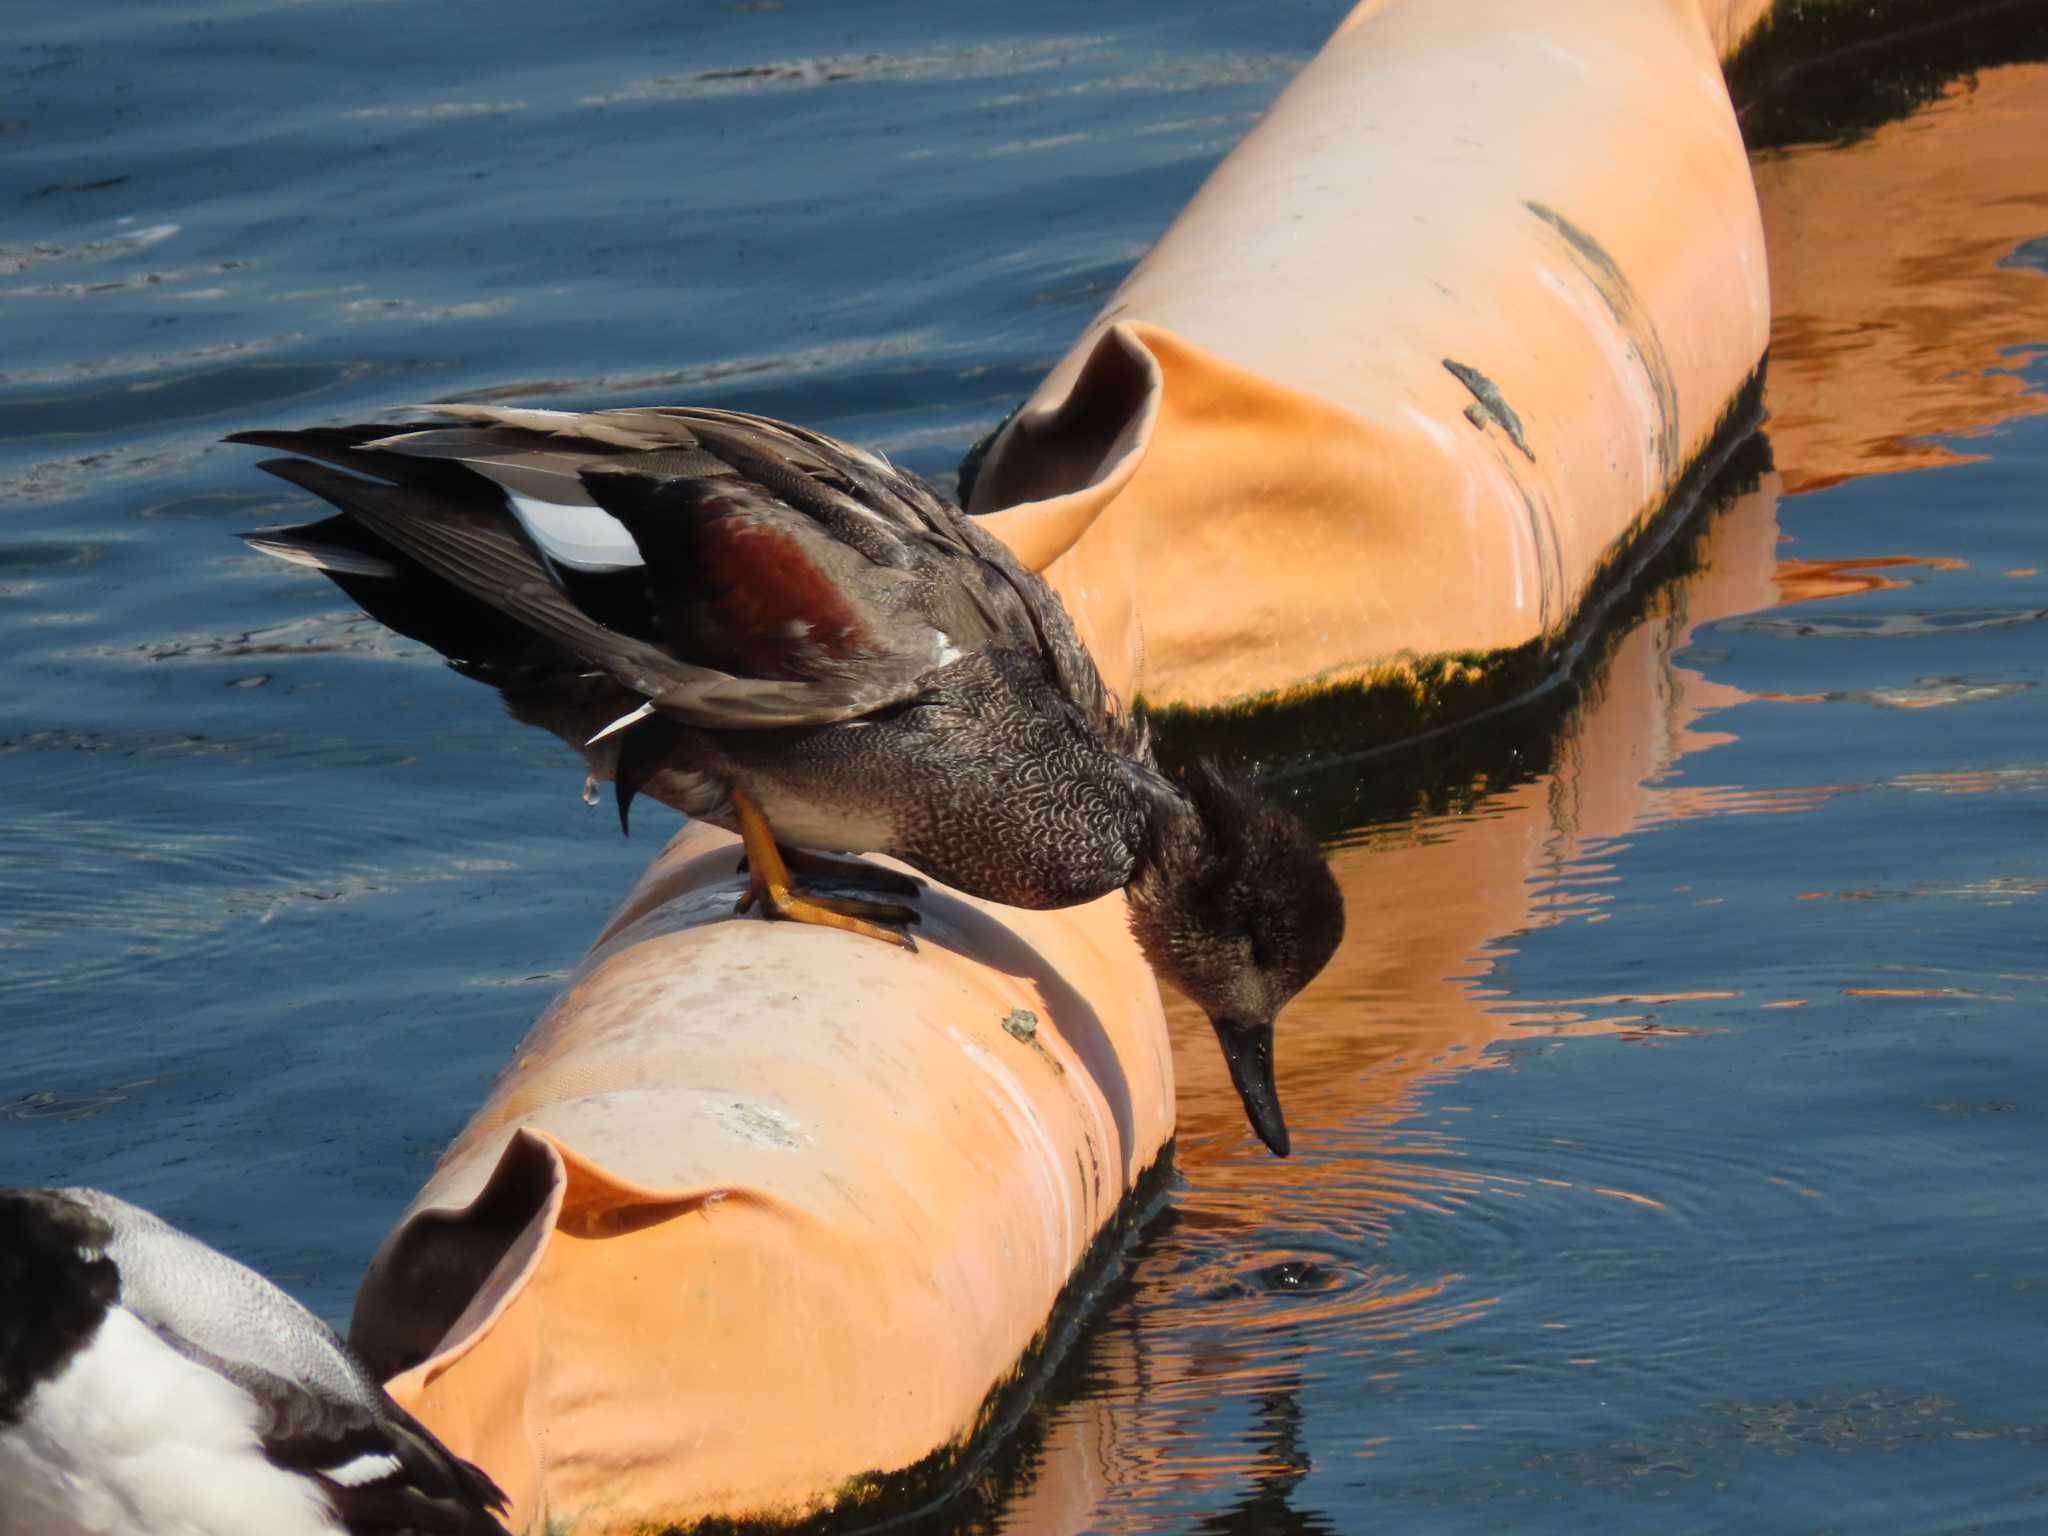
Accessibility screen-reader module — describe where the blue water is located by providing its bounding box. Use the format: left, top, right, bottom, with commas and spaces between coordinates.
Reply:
6, 3, 2048, 1532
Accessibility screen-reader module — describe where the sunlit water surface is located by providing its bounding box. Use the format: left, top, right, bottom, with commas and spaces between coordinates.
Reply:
6, 4, 2047, 1532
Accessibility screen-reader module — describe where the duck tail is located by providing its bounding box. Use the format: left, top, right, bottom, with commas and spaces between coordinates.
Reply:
242, 463, 564, 683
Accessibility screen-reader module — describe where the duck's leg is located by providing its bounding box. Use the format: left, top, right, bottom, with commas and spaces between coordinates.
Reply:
730, 788, 918, 949
736, 845, 923, 897
734, 878, 916, 924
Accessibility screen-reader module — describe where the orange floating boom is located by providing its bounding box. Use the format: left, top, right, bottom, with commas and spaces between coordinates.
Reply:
975, 0, 1769, 710
361, 2, 1774, 1529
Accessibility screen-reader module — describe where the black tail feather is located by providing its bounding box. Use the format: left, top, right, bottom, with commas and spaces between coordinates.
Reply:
248, 458, 692, 703
611, 714, 692, 838
249, 514, 566, 680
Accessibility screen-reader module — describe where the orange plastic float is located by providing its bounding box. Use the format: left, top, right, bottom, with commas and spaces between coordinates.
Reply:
356, 831, 1172, 1531
360, 1, 1782, 1530
974, 0, 1771, 708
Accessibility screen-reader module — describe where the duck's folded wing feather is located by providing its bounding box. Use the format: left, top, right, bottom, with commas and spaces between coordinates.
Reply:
237, 405, 1129, 737
65, 1190, 508, 1535
576, 468, 965, 686
442, 404, 1142, 752
246, 513, 567, 681
233, 423, 654, 572
251, 458, 919, 729
381, 406, 929, 571
226, 425, 452, 485
143, 1330, 509, 1536
358, 426, 699, 571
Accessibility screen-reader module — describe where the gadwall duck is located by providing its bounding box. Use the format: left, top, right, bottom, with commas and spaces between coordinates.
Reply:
0, 1187, 509, 1536
235, 406, 1343, 1155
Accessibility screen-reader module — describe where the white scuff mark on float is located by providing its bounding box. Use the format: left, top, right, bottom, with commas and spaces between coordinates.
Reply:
1531, 39, 1597, 79
1400, 400, 1458, 454
948, 1024, 1075, 1283
711, 1099, 807, 1149
1538, 265, 1660, 503
1463, 475, 1486, 594
1504, 467, 1531, 616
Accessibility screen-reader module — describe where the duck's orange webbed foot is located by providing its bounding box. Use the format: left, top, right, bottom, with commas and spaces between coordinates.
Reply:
735, 845, 923, 899
730, 790, 918, 950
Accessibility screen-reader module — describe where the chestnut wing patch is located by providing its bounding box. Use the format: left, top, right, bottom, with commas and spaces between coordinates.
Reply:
685, 502, 879, 677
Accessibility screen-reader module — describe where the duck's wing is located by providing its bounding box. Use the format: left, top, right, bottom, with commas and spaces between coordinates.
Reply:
239, 455, 922, 729
336, 404, 967, 578
538, 405, 1147, 758
62, 1190, 510, 1536
158, 1340, 510, 1536
397, 403, 1035, 658
233, 407, 1011, 730
948, 500, 1150, 762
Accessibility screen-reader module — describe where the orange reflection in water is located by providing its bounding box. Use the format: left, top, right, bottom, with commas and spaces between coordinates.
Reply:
1168, 475, 1787, 1182
1774, 554, 1968, 606
1756, 61, 2048, 494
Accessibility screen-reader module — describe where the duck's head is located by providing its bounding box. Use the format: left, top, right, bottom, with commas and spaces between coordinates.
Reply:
1126, 760, 1345, 1158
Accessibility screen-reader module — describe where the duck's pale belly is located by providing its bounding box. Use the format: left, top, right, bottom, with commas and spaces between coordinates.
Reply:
740, 785, 899, 855
639, 754, 897, 854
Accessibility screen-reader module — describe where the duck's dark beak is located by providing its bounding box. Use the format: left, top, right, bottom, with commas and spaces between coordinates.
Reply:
1211, 1016, 1290, 1158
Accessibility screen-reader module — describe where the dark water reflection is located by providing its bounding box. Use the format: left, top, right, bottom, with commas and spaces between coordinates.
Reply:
6, 2, 2048, 1532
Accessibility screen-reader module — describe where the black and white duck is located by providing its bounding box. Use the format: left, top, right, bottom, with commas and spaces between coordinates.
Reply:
234, 405, 1343, 1156
0, 1187, 510, 1536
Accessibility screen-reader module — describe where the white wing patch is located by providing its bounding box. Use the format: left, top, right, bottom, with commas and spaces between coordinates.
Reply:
325, 1450, 404, 1488
504, 492, 645, 572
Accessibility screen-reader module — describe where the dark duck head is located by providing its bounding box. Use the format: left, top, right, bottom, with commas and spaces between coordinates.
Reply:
1125, 759, 1345, 1158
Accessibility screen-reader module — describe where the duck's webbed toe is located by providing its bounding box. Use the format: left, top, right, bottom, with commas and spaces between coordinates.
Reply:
729, 788, 920, 950
734, 874, 920, 950
738, 845, 924, 898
